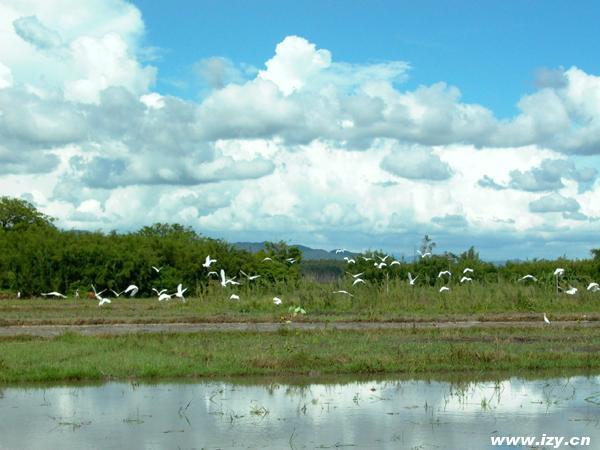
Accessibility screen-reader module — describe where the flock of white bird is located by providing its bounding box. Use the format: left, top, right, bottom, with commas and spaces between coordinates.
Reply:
31, 252, 600, 320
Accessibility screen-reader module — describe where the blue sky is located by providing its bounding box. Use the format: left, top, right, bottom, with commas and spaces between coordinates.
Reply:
131, 0, 600, 117
1, 0, 600, 260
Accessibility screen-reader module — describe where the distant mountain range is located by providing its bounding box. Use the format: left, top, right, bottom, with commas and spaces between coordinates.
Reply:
232, 242, 358, 261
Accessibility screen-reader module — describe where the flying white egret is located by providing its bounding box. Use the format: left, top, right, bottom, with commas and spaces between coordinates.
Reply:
41, 292, 67, 298
543, 313, 550, 324
229, 294, 240, 301
98, 297, 111, 306
554, 268, 565, 276
174, 283, 187, 301
352, 278, 366, 286
343, 257, 356, 264
438, 270, 452, 278
17, 291, 20, 299
110, 289, 124, 297
158, 293, 172, 302
417, 250, 431, 258
220, 269, 240, 287
463, 268, 474, 274
375, 262, 387, 269
460, 276, 472, 283
91, 285, 106, 301
347, 272, 364, 279
240, 270, 261, 280
207, 271, 219, 278
407, 272, 418, 286
439, 286, 450, 293
152, 266, 163, 273
518, 275, 538, 282
286, 258, 297, 264
333, 290, 354, 297
390, 260, 401, 266
152, 288, 167, 297
273, 297, 282, 305
262, 257, 273, 262
376, 255, 389, 262
335, 248, 347, 254
360, 256, 373, 262
124, 284, 139, 297
587, 282, 599, 292
202, 255, 217, 268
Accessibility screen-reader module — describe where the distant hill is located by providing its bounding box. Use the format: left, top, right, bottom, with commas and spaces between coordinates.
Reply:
232, 242, 358, 261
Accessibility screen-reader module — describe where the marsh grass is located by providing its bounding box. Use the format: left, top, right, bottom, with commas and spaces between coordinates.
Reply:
1, 279, 599, 325
0, 326, 598, 383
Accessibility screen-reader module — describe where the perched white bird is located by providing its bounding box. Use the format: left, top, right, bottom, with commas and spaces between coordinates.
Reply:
390, 260, 401, 266
460, 277, 472, 283
240, 270, 261, 280
352, 278, 366, 286
347, 272, 364, 279
343, 257, 356, 264
543, 313, 550, 324
98, 297, 111, 306
158, 293, 172, 302
41, 291, 67, 298
229, 294, 240, 301
75, 289, 80, 299
518, 274, 538, 282
152, 288, 167, 297
152, 266, 163, 273
17, 291, 21, 299
202, 255, 217, 268
463, 268, 474, 274
439, 286, 450, 293
417, 250, 431, 258
220, 269, 240, 287
124, 284, 139, 297
586, 282, 599, 292
564, 286, 578, 295
262, 257, 273, 262
554, 268, 565, 277
174, 283, 187, 301
333, 290, 354, 297
273, 297, 282, 305
408, 272, 418, 286
438, 270, 452, 278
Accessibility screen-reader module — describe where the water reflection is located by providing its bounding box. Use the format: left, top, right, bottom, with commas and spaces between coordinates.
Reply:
0, 375, 598, 449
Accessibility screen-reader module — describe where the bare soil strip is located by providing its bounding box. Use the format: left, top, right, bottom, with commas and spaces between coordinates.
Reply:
0, 320, 597, 337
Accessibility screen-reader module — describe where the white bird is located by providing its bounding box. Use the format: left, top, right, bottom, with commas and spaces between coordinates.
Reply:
75, 289, 80, 299
273, 297, 282, 305
377, 255, 389, 262
438, 270, 452, 278
417, 250, 431, 258
158, 293, 172, 302
343, 257, 356, 264
17, 291, 21, 299
174, 283, 187, 301
360, 256, 373, 262
518, 274, 538, 282
202, 255, 217, 268
463, 268, 474, 274
460, 276, 472, 283
543, 313, 550, 324
333, 290, 354, 297
229, 294, 240, 301
220, 269, 240, 287
152, 266, 163, 273
375, 262, 387, 269
240, 270, 261, 280
335, 248, 347, 254
286, 258, 297, 264
347, 272, 364, 279
352, 278, 366, 286
124, 284, 139, 297
41, 291, 67, 298
564, 286, 578, 295
91, 285, 106, 301
152, 288, 167, 297
586, 282, 599, 292
439, 286, 450, 293
389, 260, 401, 266
262, 257, 273, 262
554, 268, 565, 277
207, 271, 219, 278
98, 297, 111, 306
408, 272, 418, 286
110, 289, 124, 297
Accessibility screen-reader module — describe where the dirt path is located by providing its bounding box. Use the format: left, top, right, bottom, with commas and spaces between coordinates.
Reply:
0, 320, 598, 337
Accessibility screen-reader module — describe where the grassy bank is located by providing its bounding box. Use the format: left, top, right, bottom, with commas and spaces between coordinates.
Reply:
0, 325, 598, 383
2, 279, 600, 325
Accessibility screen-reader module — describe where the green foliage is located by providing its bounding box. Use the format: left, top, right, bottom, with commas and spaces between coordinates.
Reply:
0, 197, 55, 231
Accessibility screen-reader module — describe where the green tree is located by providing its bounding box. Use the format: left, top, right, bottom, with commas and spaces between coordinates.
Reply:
0, 196, 55, 231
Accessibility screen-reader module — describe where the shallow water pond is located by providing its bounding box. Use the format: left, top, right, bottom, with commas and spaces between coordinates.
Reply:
0, 375, 599, 449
